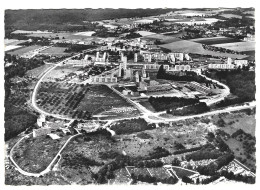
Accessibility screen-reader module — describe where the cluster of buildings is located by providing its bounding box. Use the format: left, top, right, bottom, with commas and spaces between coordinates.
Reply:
139, 51, 190, 63
208, 57, 249, 70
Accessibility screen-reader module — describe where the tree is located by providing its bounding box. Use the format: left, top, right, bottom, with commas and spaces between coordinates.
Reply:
157, 64, 165, 79
182, 176, 193, 184
172, 157, 181, 166
121, 68, 124, 77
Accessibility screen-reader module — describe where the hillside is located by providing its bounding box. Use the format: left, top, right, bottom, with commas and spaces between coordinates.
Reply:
5, 9, 176, 34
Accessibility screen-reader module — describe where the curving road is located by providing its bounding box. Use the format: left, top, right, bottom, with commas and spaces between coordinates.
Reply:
9, 133, 82, 177
11, 48, 256, 178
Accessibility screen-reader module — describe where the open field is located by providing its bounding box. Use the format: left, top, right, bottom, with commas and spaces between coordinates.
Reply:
211, 111, 255, 136
190, 37, 241, 45
26, 64, 54, 79
171, 166, 197, 178
4, 39, 27, 46
108, 119, 208, 157
74, 31, 95, 36
6, 45, 42, 56
135, 31, 156, 37
142, 34, 181, 44
43, 65, 80, 82
26, 32, 102, 42
12, 134, 71, 173
36, 83, 136, 119
159, 40, 248, 59
40, 47, 69, 56
212, 41, 255, 52
211, 110, 256, 171
220, 14, 242, 19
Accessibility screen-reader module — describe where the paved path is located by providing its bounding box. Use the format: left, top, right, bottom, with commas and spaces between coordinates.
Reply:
9, 133, 82, 177
14, 47, 255, 178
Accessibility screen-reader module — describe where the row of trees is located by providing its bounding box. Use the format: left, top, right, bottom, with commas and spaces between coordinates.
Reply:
168, 102, 210, 116
55, 43, 96, 53
131, 173, 178, 185
149, 96, 199, 112
196, 154, 234, 176
110, 118, 156, 135
157, 65, 208, 83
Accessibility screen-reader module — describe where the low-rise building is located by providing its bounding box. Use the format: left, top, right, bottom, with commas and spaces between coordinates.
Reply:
189, 82, 211, 94
208, 63, 235, 70
90, 75, 117, 83
33, 127, 52, 138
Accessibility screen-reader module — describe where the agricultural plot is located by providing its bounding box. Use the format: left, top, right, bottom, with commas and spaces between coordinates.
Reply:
42, 65, 80, 82
12, 134, 71, 173
212, 41, 255, 52
142, 34, 181, 44
26, 32, 101, 42
126, 167, 150, 176
148, 168, 170, 179
26, 64, 54, 79
4, 39, 27, 46
40, 47, 70, 56
6, 45, 42, 56
171, 166, 197, 178
36, 83, 136, 119
220, 14, 242, 19
190, 37, 241, 45
160, 40, 248, 59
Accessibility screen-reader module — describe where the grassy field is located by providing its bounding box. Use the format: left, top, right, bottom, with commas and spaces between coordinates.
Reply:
40, 47, 69, 56
190, 36, 241, 45
6, 45, 42, 56
212, 41, 255, 52
142, 34, 182, 44
171, 166, 197, 178
211, 110, 256, 171
26, 64, 54, 79
26, 32, 102, 42
160, 40, 248, 59
220, 14, 242, 19
43, 65, 80, 82
36, 83, 135, 119
211, 111, 255, 136
12, 134, 71, 173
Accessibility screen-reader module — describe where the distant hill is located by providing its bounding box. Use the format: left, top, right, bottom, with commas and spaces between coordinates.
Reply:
5, 8, 176, 33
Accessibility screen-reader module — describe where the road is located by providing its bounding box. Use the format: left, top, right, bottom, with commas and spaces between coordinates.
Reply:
31, 49, 96, 120
15, 46, 255, 179
9, 132, 82, 177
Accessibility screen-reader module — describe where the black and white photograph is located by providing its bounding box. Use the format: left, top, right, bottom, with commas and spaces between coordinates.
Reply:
2, 0, 258, 187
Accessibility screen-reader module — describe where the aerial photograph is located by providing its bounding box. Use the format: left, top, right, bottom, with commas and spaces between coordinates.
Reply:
4, 5, 256, 186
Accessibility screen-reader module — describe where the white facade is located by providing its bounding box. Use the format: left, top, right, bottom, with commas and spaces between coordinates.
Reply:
90, 75, 117, 83
174, 65, 191, 71
234, 60, 248, 67
227, 57, 232, 65
66, 59, 89, 65
144, 64, 170, 71
208, 63, 235, 70
33, 127, 52, 138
